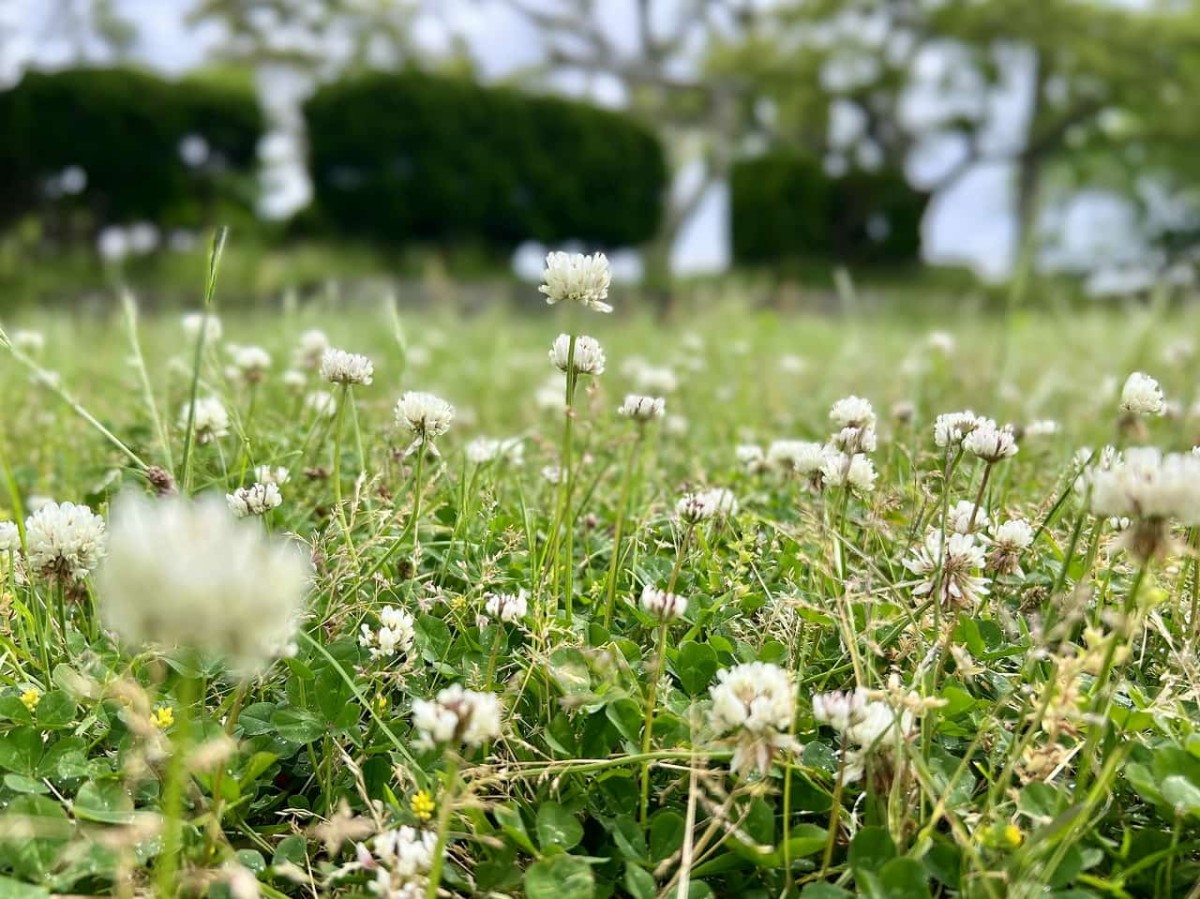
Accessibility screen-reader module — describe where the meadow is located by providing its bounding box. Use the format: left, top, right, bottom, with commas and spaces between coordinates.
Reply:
0, 249, 1199, 899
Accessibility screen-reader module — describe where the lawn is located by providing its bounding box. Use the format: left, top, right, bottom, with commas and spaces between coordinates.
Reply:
0, 257, 1197, 898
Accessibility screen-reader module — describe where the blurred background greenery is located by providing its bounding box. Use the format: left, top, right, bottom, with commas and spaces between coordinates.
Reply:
2, 0, 1199, 311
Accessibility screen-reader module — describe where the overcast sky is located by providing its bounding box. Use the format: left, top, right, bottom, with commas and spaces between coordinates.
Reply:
2, 0, 1146, 280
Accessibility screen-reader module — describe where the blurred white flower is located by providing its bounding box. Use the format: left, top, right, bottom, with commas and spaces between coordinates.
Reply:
254, 465, 291, 486
638, 585, 687, 622
293, 329, 330, 369
11, 330, 45, 355
181, 396, 230, 444
182, 312, 222, 343
539, 251, 612, 313
946, 499, 988, 534
466, 437, 524, 466
229, 345, 271, 384
97, 492, 311, 672
618, 394, 665, 422
305, 390, 337, 418
987, 518, 1034, 576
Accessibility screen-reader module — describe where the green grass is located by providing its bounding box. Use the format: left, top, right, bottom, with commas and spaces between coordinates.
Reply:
0, 279, 1198, 898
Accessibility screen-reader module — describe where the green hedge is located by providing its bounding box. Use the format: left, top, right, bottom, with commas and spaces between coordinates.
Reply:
731, 153, 928, 268
0, 67, 263, 233
303, 71, 667, 251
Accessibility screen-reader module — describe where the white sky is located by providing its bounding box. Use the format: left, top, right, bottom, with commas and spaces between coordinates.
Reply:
2, 0, 1145, 280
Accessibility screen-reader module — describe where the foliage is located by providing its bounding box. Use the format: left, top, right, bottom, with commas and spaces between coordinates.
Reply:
0, 271, 1199, 896
0, 67, 263, 238
304, 71, 668, 253
731, 153, 928, 268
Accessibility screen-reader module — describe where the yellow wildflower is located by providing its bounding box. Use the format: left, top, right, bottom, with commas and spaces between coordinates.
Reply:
411, 790, 435, 822
20, 688, 40, 712
152, 705, 175, 729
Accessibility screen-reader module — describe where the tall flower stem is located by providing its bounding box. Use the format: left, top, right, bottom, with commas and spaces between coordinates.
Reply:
156, 676, 199, 898
484, 624, 505, 690
639, 622, 670, 825
425, 757, 461, 899
330, 384, 353, 548
550, 335, 580, 623
968, 462, 994, 530
603, 430, 646, 628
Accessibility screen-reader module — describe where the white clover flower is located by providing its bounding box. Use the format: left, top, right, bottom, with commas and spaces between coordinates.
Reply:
963, 421, 1018, 462
926, 331, 956, 355
812, 687, 869, 733
767, 440, 830, 476
282, 369, 307, 391
539, 251, 612, 313
549, 334, 605, 376
947, 499, 989, 535
1088, 447, 1200, 559
229, 345, 271, 384
227, 483, 282, 518
665, 414, 688, 436
830, 396, 876, 431
904, 529, 989, 608
254, 465, 290, 486
534, 376, 565, 411
11, 330, 45, 354
182, 312, 222, 343
618, 394, 665, 422
891, 400, 916, 424
778, 354, 806, 374
97, 492, 312, 673
24, 501, 106, 582
821, 453, 877, 495
812, 688, 913, 783
374, 826, 437, 879
321, 348, 374, 386
632, 364, 678, 395
305, 390, 337, 418
411, 684, 503, 749
987, 518, 1034, 576
0, 521, 19, 552
677, 487, 738, 523
484, 589, 528, 623
180, 396, 230, 445
1120, 371, 1165, 416
933, 411, 982, 449
1162, 338, 1194, 366
541, 465, 564, 485
638, 585, 687, 622
831, 424, 877, 455
293, 329, 330, 369
466, 437, 524, 466
359, 606, 416, 659
395, 391, 454, 455
709, 662, 799, 776
1024, 419, 1060, 438
736, 444, 767, 474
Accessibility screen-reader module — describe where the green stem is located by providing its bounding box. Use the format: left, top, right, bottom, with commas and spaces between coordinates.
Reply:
156, 676, 199, 898
425, 758, 461, 899
639, 623, 670, 825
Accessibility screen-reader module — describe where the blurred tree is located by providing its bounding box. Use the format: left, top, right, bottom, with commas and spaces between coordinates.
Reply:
489, 0, 781, 306
722, 0, 1200, 272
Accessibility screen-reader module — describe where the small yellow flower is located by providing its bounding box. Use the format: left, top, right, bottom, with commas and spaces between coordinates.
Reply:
411, 790, 435, 822
152, 705, 175, 729
376, 694, 388, 710
20, 688, 40, 712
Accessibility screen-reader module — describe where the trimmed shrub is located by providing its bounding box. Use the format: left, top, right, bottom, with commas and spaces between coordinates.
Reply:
304, 71, 667, 251
731, 152, 928, 269
0, 67, 263, 234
